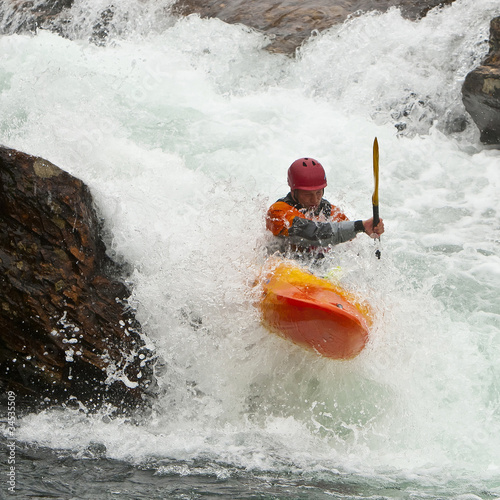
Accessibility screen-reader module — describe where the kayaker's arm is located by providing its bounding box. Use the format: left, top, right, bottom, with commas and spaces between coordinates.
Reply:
266, 199, 384, 248
287, 218, 365, 247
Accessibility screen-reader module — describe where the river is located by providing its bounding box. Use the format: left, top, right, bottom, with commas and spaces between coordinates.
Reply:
1, 0, 500, 498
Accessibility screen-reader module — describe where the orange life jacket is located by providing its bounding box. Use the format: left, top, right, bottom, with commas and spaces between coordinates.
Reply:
266, 193, 349, 237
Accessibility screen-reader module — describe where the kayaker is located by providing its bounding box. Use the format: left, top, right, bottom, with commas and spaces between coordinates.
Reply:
266, 157, 384, 256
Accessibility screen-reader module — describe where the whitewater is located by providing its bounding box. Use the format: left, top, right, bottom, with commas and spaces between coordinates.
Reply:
1, 0, 500, 498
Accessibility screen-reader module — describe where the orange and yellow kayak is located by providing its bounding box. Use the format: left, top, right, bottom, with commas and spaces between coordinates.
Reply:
259, 259, 373, 360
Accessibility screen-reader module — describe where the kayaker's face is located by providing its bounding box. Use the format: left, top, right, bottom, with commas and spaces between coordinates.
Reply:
293, 189, 324, 209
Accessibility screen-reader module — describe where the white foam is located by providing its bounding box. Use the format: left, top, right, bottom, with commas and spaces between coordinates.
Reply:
0, 0, 499, 485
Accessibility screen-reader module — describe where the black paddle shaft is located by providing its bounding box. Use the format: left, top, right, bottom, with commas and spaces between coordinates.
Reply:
373, 204, 380, 227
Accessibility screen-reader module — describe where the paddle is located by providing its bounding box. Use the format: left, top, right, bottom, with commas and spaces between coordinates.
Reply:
372, 138, 381, 259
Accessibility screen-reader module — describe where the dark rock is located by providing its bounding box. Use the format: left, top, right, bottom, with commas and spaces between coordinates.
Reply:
462, 17, 500, 145
0, 0, 73, 35
1, 0, 455, 53
89, 7, 115, 46
172, 0, 456, 54
0, 146, 155, 412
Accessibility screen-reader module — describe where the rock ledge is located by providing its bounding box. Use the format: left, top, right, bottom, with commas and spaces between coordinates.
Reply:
462, 17, 500, 145
0, 146, 155, 412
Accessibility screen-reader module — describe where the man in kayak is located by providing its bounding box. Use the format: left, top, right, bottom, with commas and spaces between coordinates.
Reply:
266, 157, 384, 256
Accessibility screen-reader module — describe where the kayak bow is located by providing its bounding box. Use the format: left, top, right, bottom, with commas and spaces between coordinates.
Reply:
259, 260, 373, 360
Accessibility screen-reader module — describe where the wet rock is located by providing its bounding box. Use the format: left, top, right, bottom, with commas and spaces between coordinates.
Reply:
0, 146, 155, 412
462, 17, 500, 146
0, 0, 73, 35
89, 7, 115, 46
172, 0, 456, 54
1, 0, 455, 53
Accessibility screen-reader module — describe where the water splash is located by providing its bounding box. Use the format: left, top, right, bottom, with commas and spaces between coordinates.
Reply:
1, 0, 499, 493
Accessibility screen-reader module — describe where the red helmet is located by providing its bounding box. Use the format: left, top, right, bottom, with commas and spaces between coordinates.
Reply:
287, 158, 327, 190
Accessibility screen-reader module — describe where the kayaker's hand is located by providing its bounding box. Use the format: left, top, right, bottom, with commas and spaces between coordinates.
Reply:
363, 218, 384, 239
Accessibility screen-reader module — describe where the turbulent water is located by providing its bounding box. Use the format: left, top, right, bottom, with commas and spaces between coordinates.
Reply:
1, 0, 500, 498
